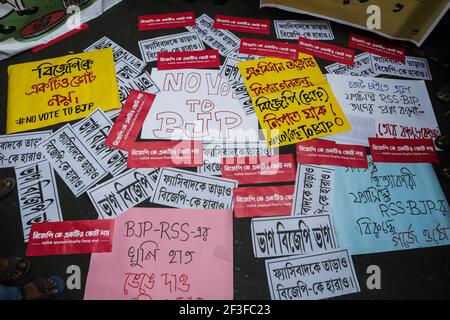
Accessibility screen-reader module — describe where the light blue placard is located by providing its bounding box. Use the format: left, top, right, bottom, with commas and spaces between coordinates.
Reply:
333, 157, 450, 255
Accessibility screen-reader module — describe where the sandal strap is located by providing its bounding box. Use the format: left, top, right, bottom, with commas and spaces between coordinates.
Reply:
0, 257, 24, 282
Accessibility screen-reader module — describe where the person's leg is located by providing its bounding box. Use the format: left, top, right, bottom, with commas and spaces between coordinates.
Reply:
0, 283, 22, 300
21, 276, 64, 300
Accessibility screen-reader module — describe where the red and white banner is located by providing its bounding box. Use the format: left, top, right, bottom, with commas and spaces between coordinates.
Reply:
348, 34, 406, 62
127, 140, 203, 168
296, 139, 368, 168
369, 138, 439, 163
105, 91, 155, 151
298, 37, 355, 65
157, 50, 220, 70
214, 15, 270, 35
138, 12, 196, 31
239, 38, 298, 60
233, 185, 294, 218
26, 220, 114, 256
222, 154, 296, 184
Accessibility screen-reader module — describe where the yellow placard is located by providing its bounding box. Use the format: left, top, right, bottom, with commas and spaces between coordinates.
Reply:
6, 48, 121, 134
252, 83, 352, 148
238, 54, 327, 99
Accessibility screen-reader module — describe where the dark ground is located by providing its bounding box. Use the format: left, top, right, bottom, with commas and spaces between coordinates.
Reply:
0, 0, 449, 300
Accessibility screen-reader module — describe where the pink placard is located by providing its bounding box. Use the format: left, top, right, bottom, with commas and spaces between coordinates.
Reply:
84, 208, 233, 300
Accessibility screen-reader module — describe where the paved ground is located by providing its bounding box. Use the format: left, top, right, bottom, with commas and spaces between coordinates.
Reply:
0, 0, 449, 300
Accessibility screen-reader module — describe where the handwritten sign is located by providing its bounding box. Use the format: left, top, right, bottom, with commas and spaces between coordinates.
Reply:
326, 75, 441, 146
333, 157, 450, 254
186, 14, 240, 56
348, 34, 405, 62
88, 168, 160, 219
214, 15, 271, 35
266, 249, 360, 300
298, 37, 355, 65
234, 186, 294, 218
251, 215, 337, 258
274, 20, 334, 40
222, 154, 296, 184
15, 160, 62, 242
72, 109, 127, 176
0, 131, 51, 168
239, 38, 298, 60
26, 220, 114, 256
199, 141, 272, 176
369, 138, 439, 163
151, 168, 237, 209
296, 139, 368, 168
138, 12, 196, 31
325, 53, 379, 77
157, 50, 220, 70
84, 208, 233, 300
292, 164, 335, 216
7, 49, 121, 134
138, 31, 205, 63
140, 69, 259, 142
127, 141, 203, 168
38, 125, 108, 197
370, 54, 432, 80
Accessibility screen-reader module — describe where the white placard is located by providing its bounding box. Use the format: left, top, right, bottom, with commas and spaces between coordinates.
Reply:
370, 54, 432, 80
274, 20, 334, 40
325, 53, 379, 77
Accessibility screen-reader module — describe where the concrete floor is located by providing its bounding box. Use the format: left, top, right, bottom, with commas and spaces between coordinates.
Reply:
0, 0, 449, 300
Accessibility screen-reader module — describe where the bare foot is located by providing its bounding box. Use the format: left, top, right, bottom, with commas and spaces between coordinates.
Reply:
0, 257, 29, 284
21, 277, 62, 300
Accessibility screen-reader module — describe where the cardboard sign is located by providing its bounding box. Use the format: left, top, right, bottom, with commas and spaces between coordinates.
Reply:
127, 141, 203, 168
298, 37, 355, 65
369, 138, 439, 163
239, 38, 298, 60
214, 15, 270, 35
234, 185, 294, 218
296, 139, 368, 168
138, 12, 196, 31
6, 48, 121, 134
348, 34, 406, 62
26, 220, 114, 256
222, 154, 296, 184
84, 208, 233, 300
157, 50, 220, 70
105, 91, 155, 151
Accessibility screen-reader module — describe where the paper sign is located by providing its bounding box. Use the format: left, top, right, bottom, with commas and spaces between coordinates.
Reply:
292, 164, 335, 216
370, 54, 432, 80
186, 14, 240, 56
326, 75, 441, 146
26, 220, 114, 256
138, 12, 196, 31
84, 36, 146, 73
157, 50, 220, 70
38, 125, 108, 197
151, 168, 237, 209
222, 154, 296, 184
116, 68, 160, 105
298, 37, 355, 65
369, 138, 439, 163
15, 160, 62, 242
325, 52, 378, 77
127, 141, 203, 168
240, 38, 298, 60
200, 141, 272, 176
88, 168, 160, 219
0, 131, 51, 168
274, 20, 334, 40
214, 15, 270, 35
220, 56, 245, 83
105, 91, 155, 151
138, 31, 205, 63
230, 80, 255, 116
72, 109, 127, 176
333, 157, 450, 254
7, 49, 121, 134
84, 208, 233, 300
348, 34, 406, 62
266, 249, 360, 300
234, 185, 294, 218
296, 139, 368, 168
140, 69, 259, 142
251, 215, 337, 258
